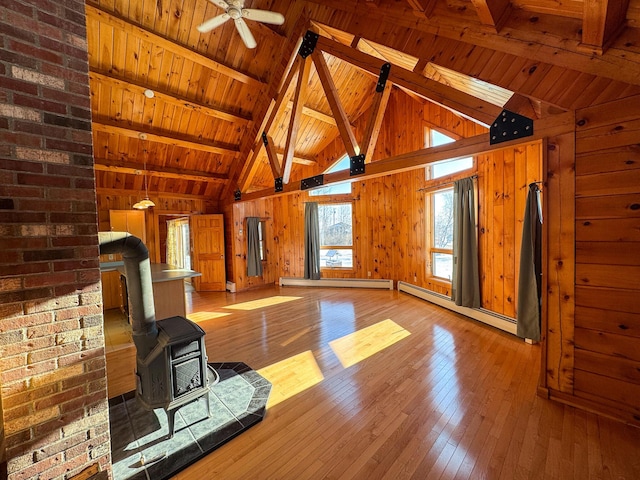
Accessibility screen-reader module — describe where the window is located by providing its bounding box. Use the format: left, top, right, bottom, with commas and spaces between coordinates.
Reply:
430, 189, 454, 280
426, 129, 473, 180
258, 220, 265, 261
318, 203, 353, 269
424, 128, 475, 281
309, 154, 352, 196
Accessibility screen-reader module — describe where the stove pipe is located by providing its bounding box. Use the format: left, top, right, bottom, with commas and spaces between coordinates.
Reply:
98, 231, 158, 358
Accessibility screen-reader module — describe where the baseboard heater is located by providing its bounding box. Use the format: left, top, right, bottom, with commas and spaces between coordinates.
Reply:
397, 281, 517, 336
279, 277, 394, 290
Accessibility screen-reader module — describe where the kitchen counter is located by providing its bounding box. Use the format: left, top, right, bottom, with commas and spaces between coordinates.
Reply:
100, 261, 201, 282
100, 262, 201, 322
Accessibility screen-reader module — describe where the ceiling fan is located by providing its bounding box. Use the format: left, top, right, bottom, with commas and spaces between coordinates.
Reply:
197, 0, 285, 49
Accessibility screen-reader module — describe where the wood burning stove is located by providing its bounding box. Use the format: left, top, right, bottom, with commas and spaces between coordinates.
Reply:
99, 232, 213, 438
136, 315, 212, 437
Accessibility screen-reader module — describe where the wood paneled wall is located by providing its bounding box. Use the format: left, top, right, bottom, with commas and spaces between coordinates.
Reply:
226, 91, 542, 323
96, 191, 214, 262
477, 142, 543, 318
568, 95, 640, 423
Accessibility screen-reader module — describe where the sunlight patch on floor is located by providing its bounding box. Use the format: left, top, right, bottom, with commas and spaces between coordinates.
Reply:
257, 350, 324, 409
329, 319, 411, 368
187, 311, 231, 323
223, 296, 302, 311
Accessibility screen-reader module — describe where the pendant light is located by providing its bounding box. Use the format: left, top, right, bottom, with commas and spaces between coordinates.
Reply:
133, 134, 155, 210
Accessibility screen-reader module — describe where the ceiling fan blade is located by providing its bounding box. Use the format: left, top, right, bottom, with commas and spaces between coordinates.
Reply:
242, 9, 285, 25
234, 18, 257, 49
206, 0, 230, 9
197, 13, 231, 33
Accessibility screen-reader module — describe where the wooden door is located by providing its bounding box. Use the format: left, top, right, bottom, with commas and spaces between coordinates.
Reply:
191, 214, 226, 291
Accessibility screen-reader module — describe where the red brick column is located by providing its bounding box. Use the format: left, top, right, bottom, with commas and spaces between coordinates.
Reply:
0, 1, 111, 479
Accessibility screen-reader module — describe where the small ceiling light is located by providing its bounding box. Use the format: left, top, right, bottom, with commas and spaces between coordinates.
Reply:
144, 89, 155, 99
133, 138, 155, 210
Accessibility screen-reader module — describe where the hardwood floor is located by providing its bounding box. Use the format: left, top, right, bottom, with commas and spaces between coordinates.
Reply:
150, 285, 640, 479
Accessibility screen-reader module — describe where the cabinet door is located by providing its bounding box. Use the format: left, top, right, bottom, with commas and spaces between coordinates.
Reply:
109, 210, 146, 242
100, 271, 122, 310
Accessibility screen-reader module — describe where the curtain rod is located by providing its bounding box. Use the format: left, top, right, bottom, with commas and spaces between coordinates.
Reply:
417, 174, 478, 192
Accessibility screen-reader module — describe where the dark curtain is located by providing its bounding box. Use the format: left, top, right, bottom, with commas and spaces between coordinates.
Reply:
451, 177, 481, 307
304, 202, 321, 280
517, 183, 543, 340
246, 217, 263, 277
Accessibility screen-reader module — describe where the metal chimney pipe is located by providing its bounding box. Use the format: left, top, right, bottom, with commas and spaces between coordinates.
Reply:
98, 231, 158, 358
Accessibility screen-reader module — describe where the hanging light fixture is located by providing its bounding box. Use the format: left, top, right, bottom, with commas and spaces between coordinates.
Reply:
133, 134, 155, 210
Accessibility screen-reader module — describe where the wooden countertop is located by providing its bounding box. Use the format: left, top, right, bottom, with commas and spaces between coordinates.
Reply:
100, 262, 201, 283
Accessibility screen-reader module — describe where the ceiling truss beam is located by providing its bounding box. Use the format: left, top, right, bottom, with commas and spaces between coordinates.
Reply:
580, 0, 630, 55
315, 35, 502, 126
282, 56, 313, 184
311, 49, 360, 159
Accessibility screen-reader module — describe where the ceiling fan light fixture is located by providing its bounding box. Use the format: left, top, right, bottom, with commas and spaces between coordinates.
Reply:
196, 0, 284, 49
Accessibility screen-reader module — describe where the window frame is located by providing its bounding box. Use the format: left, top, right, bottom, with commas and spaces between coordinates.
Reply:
316, 199, 355, 271
428, 187, 454, 281
422, 127, 477, 282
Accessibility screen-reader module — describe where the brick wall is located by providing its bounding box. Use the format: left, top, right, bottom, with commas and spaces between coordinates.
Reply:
0, 1, 111, 479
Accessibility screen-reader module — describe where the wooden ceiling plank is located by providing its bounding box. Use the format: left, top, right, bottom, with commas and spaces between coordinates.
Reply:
263, 134, 283, 178
470, 0, 512, 31
92, 120, 238, 156
85, 2, 265, 88
282, 56, 312, 184
311, 49, 360, 158
94, 159, 228, 183
580, 0, 631, 55
90, 70, 252, 124
316, 35, 501, 126
361, 81, 392, 163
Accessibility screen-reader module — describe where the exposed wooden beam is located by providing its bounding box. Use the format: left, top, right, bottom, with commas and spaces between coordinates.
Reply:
262, 134, 282, 178
92, 120, 239, 156
503, 94, 540, 119
232, 19, 313, 195
285, 102, 337, 126
306, 0, 640, 86
85, 2, 265, 89
316, 35, 502, 126
89, 70, 252, 125
94, 159, 228, 183
470, 0, 512, 31
275, 150, 316, 166
282, 56, 312, 184
361, 80, 392, 163
97, 187, 207, 201
237, 56, 303, 191
580, 0, 630, 55
238, 112, 575, 202
311, 49, 360, 158
405, 0, 437, 18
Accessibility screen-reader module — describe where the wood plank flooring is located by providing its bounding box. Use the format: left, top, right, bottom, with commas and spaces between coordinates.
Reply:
151, 285, 640, 479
